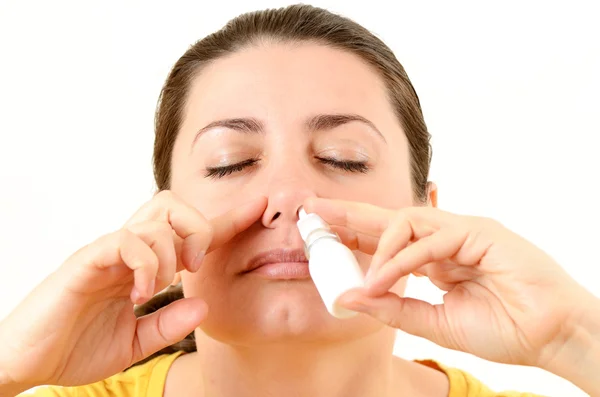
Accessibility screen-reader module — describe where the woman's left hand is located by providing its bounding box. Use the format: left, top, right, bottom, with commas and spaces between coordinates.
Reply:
303, 198, 600, 373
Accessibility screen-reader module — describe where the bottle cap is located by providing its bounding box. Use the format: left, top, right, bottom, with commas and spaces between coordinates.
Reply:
297, 207, 331, 241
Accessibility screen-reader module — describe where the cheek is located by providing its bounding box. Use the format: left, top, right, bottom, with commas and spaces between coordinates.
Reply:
169, 144, 239, 216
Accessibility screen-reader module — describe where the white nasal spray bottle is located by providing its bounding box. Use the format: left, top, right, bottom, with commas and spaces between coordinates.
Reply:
297, 207, 365, 319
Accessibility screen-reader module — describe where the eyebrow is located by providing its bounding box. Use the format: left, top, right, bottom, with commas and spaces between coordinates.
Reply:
306, 114, 386, 142
192, 113, 386, 148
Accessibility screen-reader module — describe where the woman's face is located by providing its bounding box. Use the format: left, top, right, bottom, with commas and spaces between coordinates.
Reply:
171, 42, 417, 345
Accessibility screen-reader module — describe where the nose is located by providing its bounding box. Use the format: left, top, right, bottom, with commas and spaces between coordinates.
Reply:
262, 182, 316, 228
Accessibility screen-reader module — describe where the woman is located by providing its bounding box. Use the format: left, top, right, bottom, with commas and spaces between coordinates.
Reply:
1, 4, 598, 397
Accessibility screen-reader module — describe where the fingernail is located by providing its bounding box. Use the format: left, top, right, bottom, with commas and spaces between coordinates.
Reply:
192, 251, 205, 272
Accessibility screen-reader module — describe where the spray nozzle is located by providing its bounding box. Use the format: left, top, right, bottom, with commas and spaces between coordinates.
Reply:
298, 206, 308, 219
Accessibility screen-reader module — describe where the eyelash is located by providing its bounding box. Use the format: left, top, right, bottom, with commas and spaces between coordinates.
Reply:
315, 157, 369, 174
204, 157, 369, 179
205, 158, 259, 179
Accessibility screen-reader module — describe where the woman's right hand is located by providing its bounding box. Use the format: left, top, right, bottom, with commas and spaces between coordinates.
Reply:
0, 191, 267, 391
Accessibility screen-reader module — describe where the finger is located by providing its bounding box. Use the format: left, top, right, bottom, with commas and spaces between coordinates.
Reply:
126, 191, 267, 272
303, 197, 395, 238
304, 198, 454, 262
205, 196, 267, 250
367, 212, 435, 278
119, 232, 160, 304
337, 289, 447, 345
365, 228, 467, 296
180, 196, 267, 272
88, 230, 159, 304
428, 261, 482, 285
130, 297, 207, 365
330, 225, 380, 255
408, 261, 476, 291
127, 221, 177, 293
124, 191, 213, 272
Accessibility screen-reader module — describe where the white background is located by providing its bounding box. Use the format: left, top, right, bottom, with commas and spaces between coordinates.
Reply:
0, 0, 598, 396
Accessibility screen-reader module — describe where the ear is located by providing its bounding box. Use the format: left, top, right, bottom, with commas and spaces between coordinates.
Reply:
426, 181, 438, 208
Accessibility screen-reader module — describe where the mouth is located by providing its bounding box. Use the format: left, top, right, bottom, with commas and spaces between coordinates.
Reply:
243, 248, 310, 280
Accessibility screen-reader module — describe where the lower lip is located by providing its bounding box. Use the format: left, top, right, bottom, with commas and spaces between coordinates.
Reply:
249, 262, 310, 280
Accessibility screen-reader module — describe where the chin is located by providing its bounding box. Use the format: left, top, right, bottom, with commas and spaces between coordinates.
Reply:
195, 279, 384, 346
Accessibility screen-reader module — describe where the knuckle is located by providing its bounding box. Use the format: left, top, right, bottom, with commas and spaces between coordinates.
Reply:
422, 243, 437, 262
200, 218, 213, 238
380, 311, 400, 329
129, 220, 173, 238
478, 216, 503, 231
150, 220, 173, 236
156, 310, 171, 343
140, 250, 159, 271
188, 211, 211, 238
152, 190, 176, 215
115, 228, 136, 245
154, 189, 175, 202
393, 210, 407, 223
391, 211, 408, 229
117, 230, 158, 268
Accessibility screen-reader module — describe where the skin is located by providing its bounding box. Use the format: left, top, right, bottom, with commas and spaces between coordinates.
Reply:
166, 42, 447, 396
0, 191, 268, 392
0, 42, 598, 397
306, 199, 600, 395
171, 42, 413, 343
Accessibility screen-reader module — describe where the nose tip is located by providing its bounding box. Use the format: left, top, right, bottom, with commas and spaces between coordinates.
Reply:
262, 188, 315, 228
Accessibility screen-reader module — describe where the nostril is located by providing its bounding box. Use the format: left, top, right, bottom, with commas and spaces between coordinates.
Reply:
272, 212, 281, 221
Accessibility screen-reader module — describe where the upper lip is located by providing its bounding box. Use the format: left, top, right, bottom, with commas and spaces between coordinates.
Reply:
244, 248, 308, 273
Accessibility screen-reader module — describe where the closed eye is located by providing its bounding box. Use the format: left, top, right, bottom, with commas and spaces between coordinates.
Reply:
316, 157, 369, 173
204, 156, 369, 179
204, 158, 259, 179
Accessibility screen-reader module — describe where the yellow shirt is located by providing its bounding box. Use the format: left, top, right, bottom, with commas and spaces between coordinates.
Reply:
18, 352, 544, 397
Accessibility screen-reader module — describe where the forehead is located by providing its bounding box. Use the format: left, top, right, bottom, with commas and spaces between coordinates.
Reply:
182, 42, 396, 130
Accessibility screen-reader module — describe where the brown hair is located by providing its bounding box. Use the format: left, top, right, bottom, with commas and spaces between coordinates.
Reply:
131, 3, 432, 368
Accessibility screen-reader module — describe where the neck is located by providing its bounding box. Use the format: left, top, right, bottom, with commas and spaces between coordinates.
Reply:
191, 328, 403, 397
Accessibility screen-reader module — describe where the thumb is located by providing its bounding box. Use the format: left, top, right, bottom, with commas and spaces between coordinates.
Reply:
338, 289, 446, 343
131, 297, 207, 364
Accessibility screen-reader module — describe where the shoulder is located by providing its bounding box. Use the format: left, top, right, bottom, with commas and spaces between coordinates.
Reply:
416, 360, 546, 397
17, 352, 185, 397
